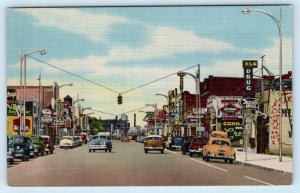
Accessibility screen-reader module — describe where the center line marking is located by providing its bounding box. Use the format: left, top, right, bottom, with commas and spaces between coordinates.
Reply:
244, 176, 274, 186
190, 158, 228, 172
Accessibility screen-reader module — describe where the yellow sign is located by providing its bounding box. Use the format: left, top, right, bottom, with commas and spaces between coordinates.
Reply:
7, 116, 33, 136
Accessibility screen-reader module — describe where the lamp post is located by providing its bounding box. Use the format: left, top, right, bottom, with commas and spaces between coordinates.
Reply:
86, 112, 95, 135
243, 7, 283, 162
55, 83, 73, 140
20, 49, 46, 135
145, 103, 157, 134
81, 107, 91, 134
177, 64, 201, 136
155, 94, 169, 135
72, 98, 84, 136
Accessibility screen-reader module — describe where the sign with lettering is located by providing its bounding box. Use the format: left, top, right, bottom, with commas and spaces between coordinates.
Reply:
221, 119, 243, 142
179, 100, 184, 123
177, 72, 186, 93
243, 60, 257, 97
239, 98, 260, 109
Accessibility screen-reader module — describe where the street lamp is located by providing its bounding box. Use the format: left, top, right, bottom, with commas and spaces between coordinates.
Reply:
145, 103, 157, 134
72, 98, 84, 136
86, 112, 95, 135
20, 49, 46, 135
81, 107, 91, 133
177, 64, 201, 136
243, 7, 283, 162
155, 94, 169, 135
55, 82, 73, 139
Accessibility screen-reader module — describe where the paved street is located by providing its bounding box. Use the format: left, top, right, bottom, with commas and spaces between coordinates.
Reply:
7, 140, 291, 186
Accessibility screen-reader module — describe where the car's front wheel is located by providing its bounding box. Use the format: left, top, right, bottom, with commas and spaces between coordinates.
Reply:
189, 153, 193, 157
161, 150, 164, 154
144, 149, 148, 153
89, 149, 91, 152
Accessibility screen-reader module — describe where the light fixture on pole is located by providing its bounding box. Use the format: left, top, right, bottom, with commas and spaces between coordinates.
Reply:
81, 107, 91, 133
55, 82, 73, 140
72, 98, 84, 136
20, 49, 46, 135
243, 7, 283, 162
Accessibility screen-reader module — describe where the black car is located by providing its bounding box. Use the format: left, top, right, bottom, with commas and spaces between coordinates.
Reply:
181, 136, 194, 155
7, 136, 15, 165
168, 136, 184, 151
11, 135, 33, 161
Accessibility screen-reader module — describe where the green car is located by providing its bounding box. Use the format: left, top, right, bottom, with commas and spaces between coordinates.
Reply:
29, 135, 45, 156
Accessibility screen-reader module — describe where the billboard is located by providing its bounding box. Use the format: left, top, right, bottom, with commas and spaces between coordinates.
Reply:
7, 116, 33, 135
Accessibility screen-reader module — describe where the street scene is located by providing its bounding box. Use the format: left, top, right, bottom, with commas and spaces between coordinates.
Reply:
6, 5, 293, 188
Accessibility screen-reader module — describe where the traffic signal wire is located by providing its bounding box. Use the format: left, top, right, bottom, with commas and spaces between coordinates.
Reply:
119, 64, 198, 95
28, 56, 119, 94
29, 56, 197, 96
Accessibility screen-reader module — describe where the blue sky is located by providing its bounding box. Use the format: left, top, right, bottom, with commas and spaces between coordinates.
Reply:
6, 5, 293, 125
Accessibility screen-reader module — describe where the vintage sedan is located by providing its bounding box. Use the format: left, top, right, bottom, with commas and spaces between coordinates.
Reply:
181, 136, 194, 155
88, 135, 112, 152
10, 135, 32, 161
41, 135, 55, 154
30, 135, 45, 156
202, 132, 236, 164
144, 135, 164, 154
189, 137, 208, 157
7, 136, 15, 164
121, 133, 130, 142
59, 136, 75, 149
168, 136, 184, 151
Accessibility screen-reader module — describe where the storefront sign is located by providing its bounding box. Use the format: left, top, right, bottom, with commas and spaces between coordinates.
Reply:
57, 99, 63, 121
40, 116, 53, 124
221, 120, 243, 142
243, 60, 257, 97
7, 89, 17, 104
179, 100, 184, 123
239, 98, 260, 109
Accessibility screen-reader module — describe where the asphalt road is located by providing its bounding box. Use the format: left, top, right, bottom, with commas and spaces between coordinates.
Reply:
7, 140, 292, 186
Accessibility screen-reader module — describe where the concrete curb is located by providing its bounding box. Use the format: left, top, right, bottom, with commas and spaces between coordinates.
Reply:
235, 160, 292, 175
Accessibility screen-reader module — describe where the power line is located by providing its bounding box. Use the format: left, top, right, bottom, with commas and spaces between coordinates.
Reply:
90, 109, 117, 116
119, 64, 198, 94
29, 56, 198, 96
29, 56, 119, 94
117, 106, 149, 116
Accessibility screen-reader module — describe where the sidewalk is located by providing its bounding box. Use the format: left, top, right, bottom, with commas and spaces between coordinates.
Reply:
235, 148, 293, 174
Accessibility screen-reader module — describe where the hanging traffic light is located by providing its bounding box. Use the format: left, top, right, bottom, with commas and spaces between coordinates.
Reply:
117, 94, 123, 105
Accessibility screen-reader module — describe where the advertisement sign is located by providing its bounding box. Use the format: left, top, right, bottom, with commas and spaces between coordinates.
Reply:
221, 119, 243, 142
7, 89, 17, 104
57, 99, 63, 121
177, 72, 186, 92
179, 100, 184, 123
7, 101, 33, 116
7, 116, 33, 135
40, 116, 53, 124
239, 98, 260, 109
243, 60, 257, 97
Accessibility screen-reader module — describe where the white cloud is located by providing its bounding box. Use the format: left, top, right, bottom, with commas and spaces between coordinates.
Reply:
103, 27, 233, 63
17, 8, 129, 42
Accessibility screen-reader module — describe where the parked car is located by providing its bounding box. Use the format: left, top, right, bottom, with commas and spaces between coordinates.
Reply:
121, 134, 130, 142
181, 136, 194, 155
30, 135, 45, 156
41, 135, 55, 154
73, 136, 83, 147
88, 135, 112, 152
59, 136, 75, 149
7, 136, 15, 164
189, 137, 209, 157
10, 135, 32, 161
168, 136, 183, 151
144, 135, 164, 154
202, 131, 236, 164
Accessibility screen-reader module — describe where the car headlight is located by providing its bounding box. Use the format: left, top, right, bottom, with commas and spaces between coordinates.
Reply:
34, 144, 37, 148
29, 145, 33, 149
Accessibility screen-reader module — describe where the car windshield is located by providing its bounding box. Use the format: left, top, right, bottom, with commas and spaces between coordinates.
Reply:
13, 137, 23, 143
91, 136, 99, 140
174, 138, 182, 142
62, 137, 72, 140
193, 139, 207, 144
147, 137, 161, 141
212, 140, 230, 146
31, 136, 39, 141
42, 138, 49, 142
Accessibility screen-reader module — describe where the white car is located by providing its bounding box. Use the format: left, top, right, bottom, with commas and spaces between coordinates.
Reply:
59, 136, 74, 149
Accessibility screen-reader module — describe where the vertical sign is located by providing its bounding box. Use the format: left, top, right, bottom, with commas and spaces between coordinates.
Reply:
177, 72, 186, 93
179, 100, 184, 123
243, 60, 258, 97
57, 99, 63, 121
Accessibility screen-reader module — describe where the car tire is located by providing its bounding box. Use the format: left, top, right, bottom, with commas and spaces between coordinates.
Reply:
161, 150, 164, 154
89, 149, 91, 152
189, 153, 193, 157
225, 159, 228, 163
109, 149, 112, 152
41, 152, 44, 156
105, 150, 107, 152
93, 150, 95, 152
46, 151, 49, 155
50, 150, 53, 154
9, 159, 14, 165
229, 159, 234, 164
144, 149, 148, 153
